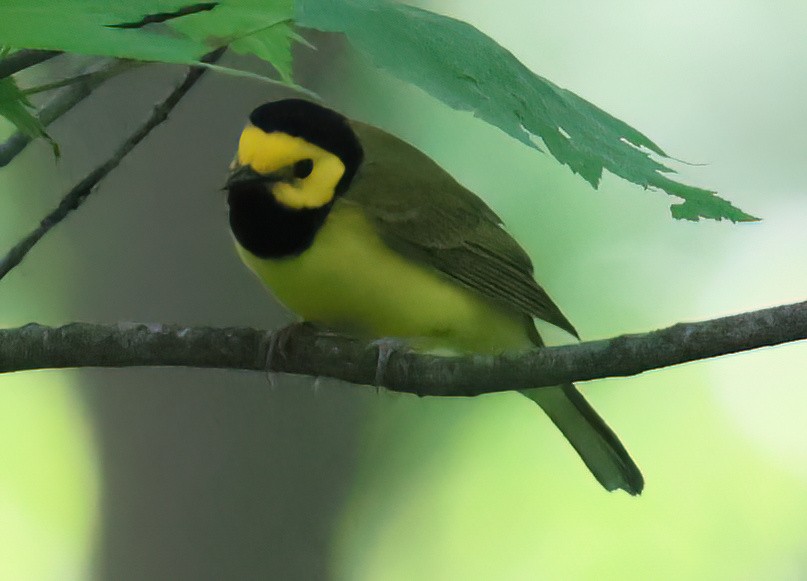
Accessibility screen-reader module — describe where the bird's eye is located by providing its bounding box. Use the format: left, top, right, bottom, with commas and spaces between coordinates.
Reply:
293, 158, 314, 179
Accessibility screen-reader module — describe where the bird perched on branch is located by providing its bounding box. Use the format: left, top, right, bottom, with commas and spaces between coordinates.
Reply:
224, 98, 643, 494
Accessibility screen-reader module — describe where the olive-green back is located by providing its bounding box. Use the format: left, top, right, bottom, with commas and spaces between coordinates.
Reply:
346, 122, 578, 339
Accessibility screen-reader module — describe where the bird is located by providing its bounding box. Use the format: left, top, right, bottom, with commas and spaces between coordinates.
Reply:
224, 98, 643, 495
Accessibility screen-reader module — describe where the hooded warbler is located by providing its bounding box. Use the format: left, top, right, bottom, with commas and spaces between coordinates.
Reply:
225, 99, 643, 495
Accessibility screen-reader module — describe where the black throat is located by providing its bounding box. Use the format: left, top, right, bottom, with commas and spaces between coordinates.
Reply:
227, 183, 331, 259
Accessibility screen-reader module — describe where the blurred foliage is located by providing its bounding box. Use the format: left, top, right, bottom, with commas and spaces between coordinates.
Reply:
0, 375, 99, 580
0, 180, 98, 579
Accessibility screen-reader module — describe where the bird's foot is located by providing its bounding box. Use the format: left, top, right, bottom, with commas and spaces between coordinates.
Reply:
370, 337, 411, 390
264, 322, 317, 387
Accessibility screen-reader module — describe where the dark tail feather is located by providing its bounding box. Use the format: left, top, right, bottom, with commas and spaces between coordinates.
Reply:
522, 384, 644, 495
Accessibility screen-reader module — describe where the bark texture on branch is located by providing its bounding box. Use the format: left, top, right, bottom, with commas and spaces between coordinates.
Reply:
1, 299, 805, 395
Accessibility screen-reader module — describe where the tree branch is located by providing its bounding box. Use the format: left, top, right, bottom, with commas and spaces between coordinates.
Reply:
1, 300, 805, 394
0, 49, 61, 80
21, 59, 136, 97
0, 59, 136, 168
0, 49, 223, 281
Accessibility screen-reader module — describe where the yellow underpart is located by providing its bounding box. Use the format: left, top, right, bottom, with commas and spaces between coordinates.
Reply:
237, 125, 345, 209
236, 201, 531, 354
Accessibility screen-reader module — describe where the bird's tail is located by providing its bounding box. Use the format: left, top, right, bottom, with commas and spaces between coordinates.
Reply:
522, 384, 644, 495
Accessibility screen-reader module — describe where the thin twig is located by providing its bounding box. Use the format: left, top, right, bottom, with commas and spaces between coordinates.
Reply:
21, 59, 136, 96
0, 49, 224, 281
0, 300, 805, 394
0, 59, 137, 168
0, 49, 62, 79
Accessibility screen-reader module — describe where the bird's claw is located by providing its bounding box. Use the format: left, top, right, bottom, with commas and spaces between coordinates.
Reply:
265, 322, 315, 387
371, 337, 410, 389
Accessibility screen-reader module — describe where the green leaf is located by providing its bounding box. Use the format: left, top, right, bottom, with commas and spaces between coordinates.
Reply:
0, 1, 210, 64
0, 77, 58, 156
296, 0, 757, 222
0, 1, 296, 84
168, 0, 295, 81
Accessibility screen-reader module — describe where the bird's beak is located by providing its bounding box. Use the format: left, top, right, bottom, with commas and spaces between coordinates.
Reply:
224, 165, 282, 189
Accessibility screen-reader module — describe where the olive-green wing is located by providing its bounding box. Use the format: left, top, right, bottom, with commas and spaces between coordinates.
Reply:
347, 122, 578, 338
346, 123, 644, 494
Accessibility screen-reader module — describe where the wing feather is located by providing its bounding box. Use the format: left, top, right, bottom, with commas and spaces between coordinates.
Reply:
346, 122, 578, 338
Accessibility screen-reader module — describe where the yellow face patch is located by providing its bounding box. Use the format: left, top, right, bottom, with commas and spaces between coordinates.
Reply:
236, 125, 346, 210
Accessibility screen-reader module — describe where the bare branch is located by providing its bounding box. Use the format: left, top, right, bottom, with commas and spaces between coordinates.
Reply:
0, 49, 61, 79
21, 59, 136, 96
0, 59, 136, 168
1, 300, 805, 394
0, 49, 224, 281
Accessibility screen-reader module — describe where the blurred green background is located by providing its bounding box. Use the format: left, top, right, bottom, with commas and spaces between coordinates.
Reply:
1, 1, 806, 579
